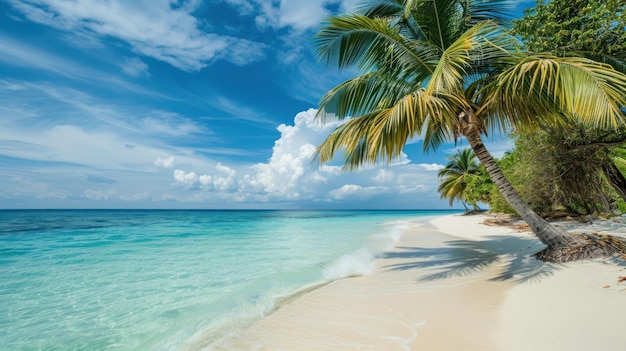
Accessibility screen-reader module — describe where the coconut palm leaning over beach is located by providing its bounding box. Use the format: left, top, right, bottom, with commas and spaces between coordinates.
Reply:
313, 0, 626, 262
437, 148, 482, 212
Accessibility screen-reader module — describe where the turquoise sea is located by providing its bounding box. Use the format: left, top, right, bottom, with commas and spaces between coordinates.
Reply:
0, 210, 456, 350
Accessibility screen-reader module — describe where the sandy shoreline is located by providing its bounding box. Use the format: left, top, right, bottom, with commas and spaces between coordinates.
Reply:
212, 213, 626, 350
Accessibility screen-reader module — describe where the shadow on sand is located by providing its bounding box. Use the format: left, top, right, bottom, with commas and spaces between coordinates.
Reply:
382, 234, 560, 284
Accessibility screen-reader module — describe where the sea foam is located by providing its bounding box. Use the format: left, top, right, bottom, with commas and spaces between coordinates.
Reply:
322, 221, 412, 280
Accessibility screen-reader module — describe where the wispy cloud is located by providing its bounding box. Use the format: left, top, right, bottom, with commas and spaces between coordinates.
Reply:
195, 94, 278, 127
224, 0, 360, 32
1, 81, 210, 138
120, 57, 150, 77
0, 34, 167, 97
7, 0, 267, 71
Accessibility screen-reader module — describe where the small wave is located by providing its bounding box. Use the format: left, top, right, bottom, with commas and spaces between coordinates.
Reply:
322, 221, 411, 281
322, 248, 376, 280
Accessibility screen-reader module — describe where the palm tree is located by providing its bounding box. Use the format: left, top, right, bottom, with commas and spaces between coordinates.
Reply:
313, 0, 626, 261
437, 148, 481, 210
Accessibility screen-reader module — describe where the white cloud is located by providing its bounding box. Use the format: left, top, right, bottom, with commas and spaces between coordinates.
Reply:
120, 57, 150, 77
1, 82, 210, 139
0, 122, 184, 172
155, 156, 175, 168
226, 0, 358, 31
84, 188, 118, 200
371, 169, 394, 183
170, 108, 444, 205
7, 0, 266, 71
173, 170, 200, 189
269, 1, 331, 30
172, 108, 335, 200
419, 163, 445, 171
173, 164, 238, 193
0, 35, 164, 97
329, 184, 386, 200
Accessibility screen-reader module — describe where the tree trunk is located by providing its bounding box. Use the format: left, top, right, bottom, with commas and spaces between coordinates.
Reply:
461, 115, 581, 247
603, 162, 626, 202
593, 180, 611, 213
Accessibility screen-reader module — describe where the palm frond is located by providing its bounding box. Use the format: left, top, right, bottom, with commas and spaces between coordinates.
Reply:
405, 0, 463, 50
360, 0, 404, 17
425, 21, 516, 95
315, 89, 461, 169
461, 0, 513, 27
486, 55, 626, 129
316, 72, 416, 121
315, 14, 435, 75
313, 111, 382, 169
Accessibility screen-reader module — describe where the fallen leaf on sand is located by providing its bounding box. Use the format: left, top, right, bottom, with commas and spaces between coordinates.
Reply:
618, 276, 626, 283
603, 285, 611, 288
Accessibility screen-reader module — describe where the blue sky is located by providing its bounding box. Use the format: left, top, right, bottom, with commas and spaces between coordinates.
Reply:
0, 0, 533, 209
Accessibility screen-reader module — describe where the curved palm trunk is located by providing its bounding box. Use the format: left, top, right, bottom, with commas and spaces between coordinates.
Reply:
461, 115, 581, 247
603, 163, 626, 202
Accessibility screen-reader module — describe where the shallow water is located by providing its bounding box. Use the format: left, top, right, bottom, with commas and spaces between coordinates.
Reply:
0, 210, 457, 350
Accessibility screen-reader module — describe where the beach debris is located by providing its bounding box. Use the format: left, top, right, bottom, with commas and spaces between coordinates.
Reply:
534, 232, 626, 263
482, 215, 530, 232
618, 276, 626, 283
604, 285, 611, 288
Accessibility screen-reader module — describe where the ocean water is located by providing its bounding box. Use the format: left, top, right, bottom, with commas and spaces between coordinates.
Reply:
0, 210, 454, 350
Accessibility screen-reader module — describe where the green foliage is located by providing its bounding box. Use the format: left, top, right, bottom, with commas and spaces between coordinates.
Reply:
437, 148, 483, 209
482, 151, 518, 215
507, 0, 626, 216
463, 167, 495, 209
484, 189, 516, 215
512, 0, 626, 72
491, 130, 626, 216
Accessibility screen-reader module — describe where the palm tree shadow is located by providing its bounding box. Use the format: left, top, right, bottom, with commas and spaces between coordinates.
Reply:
383, 235, 559, 283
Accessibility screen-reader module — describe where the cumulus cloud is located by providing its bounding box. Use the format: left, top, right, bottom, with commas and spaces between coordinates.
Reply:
171, 108, 443, 205
173, 170, 200, 189
7, 0, 266, 71
173, 163, 238, 192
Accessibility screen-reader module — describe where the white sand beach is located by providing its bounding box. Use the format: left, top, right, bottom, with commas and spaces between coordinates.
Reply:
213, 213, 626, 350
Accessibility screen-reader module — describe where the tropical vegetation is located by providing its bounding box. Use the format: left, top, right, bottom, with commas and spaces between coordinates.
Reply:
313, 0, 626, 262
507, 0, 626, 216
437, 148, 483, 211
